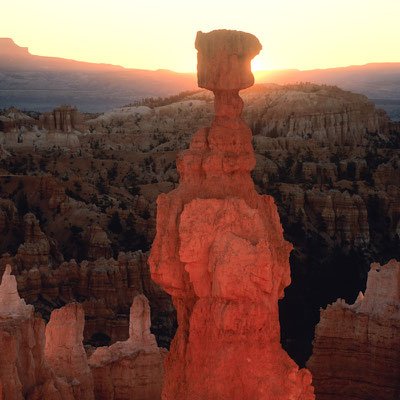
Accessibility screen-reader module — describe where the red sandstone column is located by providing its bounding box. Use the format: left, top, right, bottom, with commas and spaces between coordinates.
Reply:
149, 29, 315, 400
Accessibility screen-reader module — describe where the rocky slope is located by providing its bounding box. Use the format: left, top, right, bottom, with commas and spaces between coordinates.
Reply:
307, 259, 400, 399
149, 29, 314, 399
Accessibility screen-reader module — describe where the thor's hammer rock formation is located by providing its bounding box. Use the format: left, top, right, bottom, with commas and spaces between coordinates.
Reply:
149, 29, 315, 400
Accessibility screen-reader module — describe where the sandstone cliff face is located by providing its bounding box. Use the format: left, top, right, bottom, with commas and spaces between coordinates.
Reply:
39, 175, 69, 212
0, 105, 81, 150
149, 29, 314, 400
278, 185, 370, 246
89, 295, 166, 400
307, 259, 400, 400
244, 83, 383, 145
39, 105, 85, 133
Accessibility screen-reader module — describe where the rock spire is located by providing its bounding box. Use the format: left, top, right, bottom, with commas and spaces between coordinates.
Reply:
89, 294, 166, 400
45, 302, 94, 400
0, 264, 33, 318
149, 29, 315, 399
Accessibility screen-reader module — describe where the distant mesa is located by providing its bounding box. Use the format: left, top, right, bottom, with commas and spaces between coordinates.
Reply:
0, 38, 29, 56
1, 37, 399, 116
0, 37, 198, 113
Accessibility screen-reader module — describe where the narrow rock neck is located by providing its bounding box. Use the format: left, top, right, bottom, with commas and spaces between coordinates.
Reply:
213, 90, 244, 119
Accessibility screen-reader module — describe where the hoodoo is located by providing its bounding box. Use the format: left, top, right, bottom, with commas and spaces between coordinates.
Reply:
149, 29, 315, 399
89, 295, 166, 400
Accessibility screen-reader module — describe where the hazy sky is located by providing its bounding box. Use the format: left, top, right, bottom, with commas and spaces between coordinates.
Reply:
2, 0, 399, 72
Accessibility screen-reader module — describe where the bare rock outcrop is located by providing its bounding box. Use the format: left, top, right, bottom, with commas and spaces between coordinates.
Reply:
39, 105, 85, 133
0, 248, 174, 348
15, 213, 51, 270
0, 267, 165, 400
45, 303, 94, 400
149, 29, 314, 399
278, 186, 370, 246
0, 265, 75, 400
307, 259, 400, 399
0, 107, 38, 133
245, 83, 383, 145
0, 265, 34, 319
86, 224, 112, 261
89, 295, 166, 400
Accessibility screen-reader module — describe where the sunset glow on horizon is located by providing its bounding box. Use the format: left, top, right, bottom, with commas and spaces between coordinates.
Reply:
1, 0, 399, 73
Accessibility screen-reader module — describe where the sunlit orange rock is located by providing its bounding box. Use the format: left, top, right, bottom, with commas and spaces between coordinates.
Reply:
0, 265, 76, 400
45, 303, 94, 400
149, 29, 314, 400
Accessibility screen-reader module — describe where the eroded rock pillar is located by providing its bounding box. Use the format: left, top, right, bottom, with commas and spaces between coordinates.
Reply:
149, 29, 315, 400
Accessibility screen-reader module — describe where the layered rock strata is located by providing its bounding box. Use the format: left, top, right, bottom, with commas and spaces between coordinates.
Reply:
89, 294, 166, 400
149, 29, 314, 399
245, 83, 383, 145
39, 105, 85, 133
307, 259, 400, 399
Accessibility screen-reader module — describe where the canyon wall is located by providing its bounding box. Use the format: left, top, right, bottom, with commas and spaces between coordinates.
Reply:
307, 259, 400, 399
244, 83, 384, 145
149, 29, 314, 399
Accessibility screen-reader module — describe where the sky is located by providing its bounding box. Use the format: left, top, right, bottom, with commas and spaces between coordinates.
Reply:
1, 0, 399, 72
